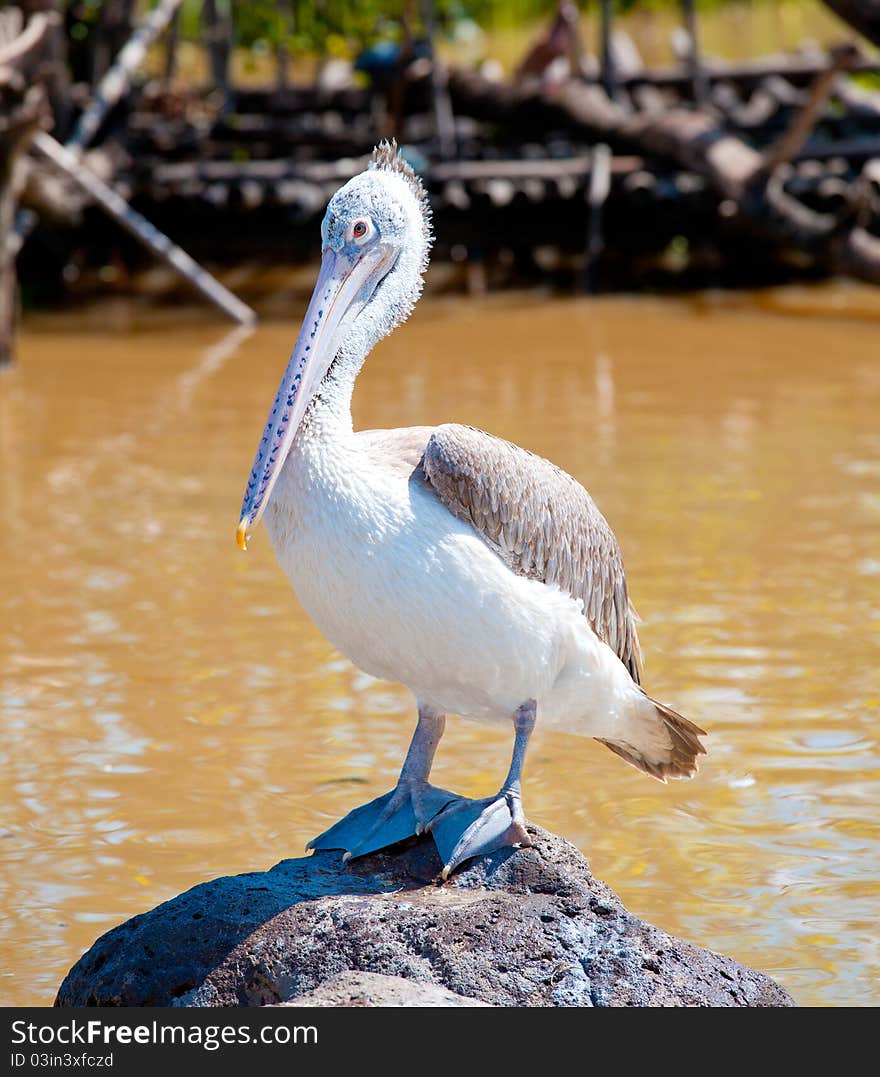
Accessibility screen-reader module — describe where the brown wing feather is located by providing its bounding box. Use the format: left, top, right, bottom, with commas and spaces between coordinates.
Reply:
419, 423, 642, 683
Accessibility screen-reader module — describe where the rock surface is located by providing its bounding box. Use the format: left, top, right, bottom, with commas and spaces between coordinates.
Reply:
276, 970, 490, 1007
55, 827, 795, 1007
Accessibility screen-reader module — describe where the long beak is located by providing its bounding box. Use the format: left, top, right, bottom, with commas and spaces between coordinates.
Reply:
236, 245, 390, 550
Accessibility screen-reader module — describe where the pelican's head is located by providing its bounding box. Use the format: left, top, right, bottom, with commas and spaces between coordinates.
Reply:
236, 141, 431, 550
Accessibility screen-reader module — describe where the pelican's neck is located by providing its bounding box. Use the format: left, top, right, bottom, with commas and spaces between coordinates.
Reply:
301, 346, 364, 445
296, 238, 425, 450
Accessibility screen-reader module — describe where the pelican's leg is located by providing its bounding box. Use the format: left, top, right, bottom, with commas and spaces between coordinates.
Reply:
429, 699, 536, 879
307, 705, 460, 860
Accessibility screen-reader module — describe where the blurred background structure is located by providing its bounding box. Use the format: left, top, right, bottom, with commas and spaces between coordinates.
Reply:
2, 0, 880, 360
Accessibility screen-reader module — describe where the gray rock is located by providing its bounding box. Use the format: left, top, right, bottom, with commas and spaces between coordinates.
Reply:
55, 826, 795, 1007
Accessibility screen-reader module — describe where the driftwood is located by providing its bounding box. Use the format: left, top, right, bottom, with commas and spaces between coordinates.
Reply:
839, 160, 880, 281
620, 51, 880, 94
583, 142, 611, 293
680, 0, 709, 105
15, 0, 255, 325
822, 1, 880, 47
0, 8, 57, 365
515, 1, 585, 84
21, 144, 116, 228
19, 1, 71, 133
68, 0, 183, 153
12, 3, 880, 299
150, 153, 643, 190
440, 48, 880, 283
90, 0, 136, 86
841, 225, 880, 283
106, 48, 877, 290
14, 0, 183, 251
31, 131, 255, 325
203, 0, 233, 114
420, 0, 455, 158
599, 0, 618, 100
274, 0, 292, 92
162, 2, 181, 88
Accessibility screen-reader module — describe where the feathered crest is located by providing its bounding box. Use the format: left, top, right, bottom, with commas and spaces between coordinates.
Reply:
370, 138, 432, 252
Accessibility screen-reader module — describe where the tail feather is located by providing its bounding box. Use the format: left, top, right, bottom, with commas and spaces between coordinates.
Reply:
596, 697, 707, 783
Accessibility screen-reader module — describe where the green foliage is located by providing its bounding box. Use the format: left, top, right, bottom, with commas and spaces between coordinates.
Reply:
62, 1, 814, 66
852, 71, 880, 91
223, 0, 771, 55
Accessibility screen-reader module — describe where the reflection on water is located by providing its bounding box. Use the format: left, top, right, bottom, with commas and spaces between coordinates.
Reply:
2, 284, 879, 1006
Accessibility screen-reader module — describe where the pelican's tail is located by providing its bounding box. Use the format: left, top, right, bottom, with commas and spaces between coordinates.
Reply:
596, 695, 707, 782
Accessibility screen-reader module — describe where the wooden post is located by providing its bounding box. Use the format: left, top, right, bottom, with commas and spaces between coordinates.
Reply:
163, 3, 181, 87
31, 131, 256, 326
0, 9, 56, 366
759, 43, 863, 175
276, 0, 293, 92
681, 0, 708, 105
203, 0, 233, 114
564, 1, 588, 81
421, 0, 456, 158
20, 1, 71, 135
68, 0, 185, 153
583, 143, 611, 293
91, 0, 137, 86
13, 0, 184, 253
599, 0, 618, 101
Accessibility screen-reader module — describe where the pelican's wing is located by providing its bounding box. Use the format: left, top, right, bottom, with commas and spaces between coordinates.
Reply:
418, 423, 642, 683
357, 425, 437, 475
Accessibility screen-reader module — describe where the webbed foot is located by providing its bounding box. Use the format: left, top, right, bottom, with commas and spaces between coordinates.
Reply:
428, 791, 532, 879
307, 780, 459, 861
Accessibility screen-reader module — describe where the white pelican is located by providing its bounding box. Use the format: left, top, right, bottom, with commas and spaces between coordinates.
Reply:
237, 141, 706, 878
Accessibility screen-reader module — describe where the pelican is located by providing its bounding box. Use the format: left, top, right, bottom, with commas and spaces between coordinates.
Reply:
237, 141, 706, 878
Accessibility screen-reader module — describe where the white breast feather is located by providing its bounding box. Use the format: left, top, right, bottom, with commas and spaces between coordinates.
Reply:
265, 435, 644, 735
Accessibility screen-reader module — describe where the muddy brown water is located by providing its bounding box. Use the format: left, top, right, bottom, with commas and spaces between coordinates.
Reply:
2, 283, 878, 1006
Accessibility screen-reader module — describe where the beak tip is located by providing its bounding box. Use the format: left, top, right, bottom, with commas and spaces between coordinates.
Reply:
236, 521, 250, 551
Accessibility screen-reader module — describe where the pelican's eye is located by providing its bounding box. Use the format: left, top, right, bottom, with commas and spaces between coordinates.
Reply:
351, 219, 371, 243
